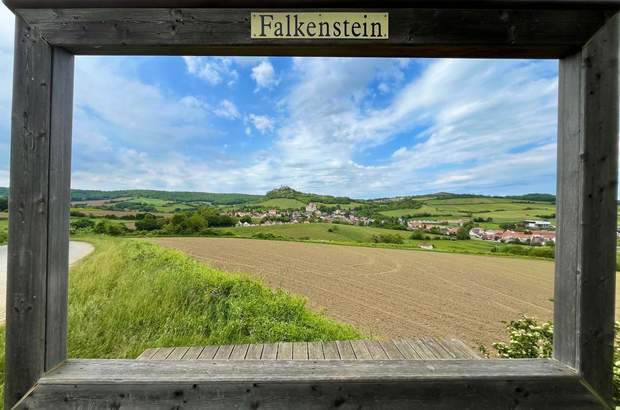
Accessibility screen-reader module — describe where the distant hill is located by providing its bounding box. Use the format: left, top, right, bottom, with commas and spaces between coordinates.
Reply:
265, 186, 356, 205
70, 189, 263, 205
0, 186, 557, 205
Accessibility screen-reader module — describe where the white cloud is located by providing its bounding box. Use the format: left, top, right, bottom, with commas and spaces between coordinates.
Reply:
183, 56, 239, 86
214, 100, 240, 119
251, 60, 278, 89
248, 114, 274, 134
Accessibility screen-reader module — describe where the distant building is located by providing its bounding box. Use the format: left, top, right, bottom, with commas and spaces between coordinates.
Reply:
524, 220, 553, 230
419, 243, 434, 250
306, 202, 318, 213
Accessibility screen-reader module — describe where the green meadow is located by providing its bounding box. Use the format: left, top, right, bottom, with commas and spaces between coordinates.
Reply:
0, 237, 361, 406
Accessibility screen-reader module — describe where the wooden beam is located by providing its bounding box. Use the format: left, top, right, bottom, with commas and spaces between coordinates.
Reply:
4, 16, 53, 410
4, 16, 74, 408
45, 46, 74, 372
17, 8, 609, 58
14, 359, 602, 409
554, 12, 619, 406
3, 0, 620, 11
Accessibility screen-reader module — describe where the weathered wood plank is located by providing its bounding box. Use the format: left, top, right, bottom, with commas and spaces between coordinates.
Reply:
245, 344, 263, 360
181, 346, 204, 360
197, 346, 218, 360
213, 345, 234, 360
35, 358, 582, 382
292, 342, 308, 360
307, 341, 324, 360
392, 338, 422, 360
229, 344, 249, 360
4, 16, 53, 410
44, 46, 74, 373
15, 359, 602, 409
406, 338, 438, 359
350, 340, 372, 360
553, 50, 583, 372
444, 337, 481, 359
380, 340, 405, 360
261, 343, 278, 360
336, 340, 356, 360
576, 13, 619, 406
16, 8, 609, 58
150, 347, 175, 360
276, 342, 293, 360
437, 338, 470, 359
322, 341, 340, 360
364, 340, 388, 360
166, 347, 189, 361
423, 337, 455, 359
4, 0, 619, 10
136, 348, 159, 361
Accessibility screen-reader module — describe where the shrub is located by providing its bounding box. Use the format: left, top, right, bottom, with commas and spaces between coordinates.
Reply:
371, 234, 404, 244
486, 315, 620, 405
410, 230, 425, 240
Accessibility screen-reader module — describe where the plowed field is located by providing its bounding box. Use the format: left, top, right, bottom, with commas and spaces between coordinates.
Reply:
155, 237, 620, 348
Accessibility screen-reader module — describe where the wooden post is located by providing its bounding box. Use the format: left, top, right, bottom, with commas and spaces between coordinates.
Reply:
4, 17, 74, 409
554, 13, 619, 406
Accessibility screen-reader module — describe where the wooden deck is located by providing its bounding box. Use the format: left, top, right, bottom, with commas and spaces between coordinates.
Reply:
138, 337, 481, 361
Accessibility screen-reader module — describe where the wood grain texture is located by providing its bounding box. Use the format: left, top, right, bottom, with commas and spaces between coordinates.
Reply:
577, 13, 619, 405
4, 0, 620, 10
554, 51, 582, 369
16, 8, 609, 58
4, 16, 53, 410
14, 359, 603, 409
44, 46, 74, 373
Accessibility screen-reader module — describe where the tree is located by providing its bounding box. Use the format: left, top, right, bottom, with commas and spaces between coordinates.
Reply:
0, 197, 7, 212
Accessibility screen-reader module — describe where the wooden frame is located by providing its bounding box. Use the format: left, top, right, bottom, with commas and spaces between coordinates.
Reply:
2, 1, 618, 408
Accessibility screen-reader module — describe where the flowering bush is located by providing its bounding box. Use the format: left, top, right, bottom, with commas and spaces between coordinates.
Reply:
486, 315, 620, 405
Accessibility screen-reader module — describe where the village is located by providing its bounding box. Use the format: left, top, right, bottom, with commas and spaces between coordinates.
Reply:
230, 202, 557, 246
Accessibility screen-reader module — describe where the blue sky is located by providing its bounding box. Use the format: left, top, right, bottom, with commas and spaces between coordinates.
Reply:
0, 7, 561, 199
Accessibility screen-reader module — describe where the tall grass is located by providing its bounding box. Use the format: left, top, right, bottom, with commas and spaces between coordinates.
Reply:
0, 237, 360, 407
68, 238, 360, 358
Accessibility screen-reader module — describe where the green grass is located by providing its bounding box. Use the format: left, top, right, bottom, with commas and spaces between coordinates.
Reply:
0, 219, 7, 245
67, 237, 360, 359
225, 223, 411, 243
0, 237, 360, 407
259, 198, 306, 209
380, 198, 556, 227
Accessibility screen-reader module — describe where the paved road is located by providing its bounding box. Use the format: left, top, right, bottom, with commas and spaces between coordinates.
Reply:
0, 241, 94, 323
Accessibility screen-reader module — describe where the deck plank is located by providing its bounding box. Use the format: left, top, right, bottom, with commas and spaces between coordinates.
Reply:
406, 338, 438, 359
246, 344, 264, 360
277, 342, 293, 360
140, 338, 481, 361
307, 342, 324, 360
166, 347, 189, 361
150, 347, 175, 360
261, 343, 278, 360
214, 345, 235, 360
136, 348, 159, 361
350, 340, 372, 360
198, 346, 219, 360
365, 340, 389, 360
380, 340, 405, 360
392, 338, 422, 360
336, 341, 356, 360
182, 347, 204, 360
292, 342, 309, 360
322, 342, 340, 360
229, 344, 249, 360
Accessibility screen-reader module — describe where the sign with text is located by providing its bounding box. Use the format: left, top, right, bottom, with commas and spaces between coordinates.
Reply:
251, 12, 389, 40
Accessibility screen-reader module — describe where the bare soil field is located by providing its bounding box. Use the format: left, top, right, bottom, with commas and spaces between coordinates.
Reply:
156, 237, 620, 349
